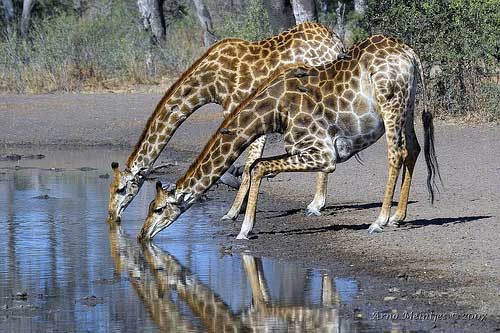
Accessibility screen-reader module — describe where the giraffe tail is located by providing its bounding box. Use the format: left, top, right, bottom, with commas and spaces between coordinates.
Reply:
407, 47, 442, 204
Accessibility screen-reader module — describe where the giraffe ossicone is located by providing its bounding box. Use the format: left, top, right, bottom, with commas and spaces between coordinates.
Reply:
107, 22, 346, 223
138, 34, 441, 241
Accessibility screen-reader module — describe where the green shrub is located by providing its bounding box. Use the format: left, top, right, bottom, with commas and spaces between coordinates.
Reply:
215, 0, 273, 41
360, 0, 500, 119
0, 4, 203, 93
157, 14, 204, 74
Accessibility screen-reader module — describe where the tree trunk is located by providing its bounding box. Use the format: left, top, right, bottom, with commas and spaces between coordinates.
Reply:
73, 0, 84, 17
192, 0, 216, 46
354, 0, 366, 15
262, 0, 295, 34
136, 0, 166, 44
315, 0, 328, 13
20, 0, 35, 38
291, 0, 318, 24
1, 0, 15, 33
335, 1, 346, 42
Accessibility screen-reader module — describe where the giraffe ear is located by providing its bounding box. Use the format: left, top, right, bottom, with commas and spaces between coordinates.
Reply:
155, 181, 163, 191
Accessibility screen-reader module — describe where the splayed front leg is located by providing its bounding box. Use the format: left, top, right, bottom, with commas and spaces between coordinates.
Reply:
305, 172, 329, 216
237, 152, 334, 240
222, 136, 267, 221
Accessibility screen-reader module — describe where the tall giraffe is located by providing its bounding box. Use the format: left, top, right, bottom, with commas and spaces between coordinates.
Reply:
138, 35, 440, 241
107, 22, 345, 222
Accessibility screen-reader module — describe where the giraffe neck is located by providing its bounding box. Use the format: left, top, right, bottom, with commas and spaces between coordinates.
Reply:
125, 43, 231, 174
126, 86, 213, 175
126, 23, 344, 175
175, 74, 290, 207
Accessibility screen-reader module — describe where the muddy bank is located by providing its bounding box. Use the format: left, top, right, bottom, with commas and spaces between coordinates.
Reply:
1, 93, 500, 331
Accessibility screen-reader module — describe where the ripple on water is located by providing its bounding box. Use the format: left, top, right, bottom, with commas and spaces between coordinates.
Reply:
0, 152, 387, 332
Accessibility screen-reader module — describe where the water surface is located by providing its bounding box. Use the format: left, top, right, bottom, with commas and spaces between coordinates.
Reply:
0, 149, 399, 332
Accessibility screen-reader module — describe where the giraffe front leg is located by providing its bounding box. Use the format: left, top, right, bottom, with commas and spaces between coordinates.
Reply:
305, 172, 329, 216
237, 152, 333, 240
222, 136, 267, 221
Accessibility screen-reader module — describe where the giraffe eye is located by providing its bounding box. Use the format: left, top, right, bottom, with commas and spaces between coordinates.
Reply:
117, 187, 126, 195
153, 207, 164, 214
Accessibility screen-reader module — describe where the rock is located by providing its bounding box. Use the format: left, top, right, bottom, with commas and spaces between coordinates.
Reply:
6, 154, 22, 161
14, 292, 28, 300
78, 167, 98, 172
48, 168, 65, 172
81, 295, 104, 307
33, 194, 51, 199
383, 296, 397, 301
219, 172, 241, 189
98, 173, 110, 179
219, 245, 233, 256
389, 287, 400, 293
23, 154, 45, 160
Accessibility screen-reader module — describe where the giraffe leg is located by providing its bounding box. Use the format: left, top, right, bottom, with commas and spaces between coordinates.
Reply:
237, 152, 334, 240
368, 111, 406, 234
305, 172, 329, 216
388, 116, 421, 226
221, 136, 267, 221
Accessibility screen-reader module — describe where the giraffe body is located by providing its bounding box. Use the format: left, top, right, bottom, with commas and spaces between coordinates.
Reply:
107, 22, 345, 222
138, 35, 440, 241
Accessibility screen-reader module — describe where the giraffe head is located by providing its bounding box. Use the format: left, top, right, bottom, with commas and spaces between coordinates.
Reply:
138, 181, 184, 240
107, 162, 145, 222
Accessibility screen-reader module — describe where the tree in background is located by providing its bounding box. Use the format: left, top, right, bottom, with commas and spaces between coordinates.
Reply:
360, 0, 500, 118
290, 0, 318, 24
262, 0, 295, 34
1, 0, 499, 120
192, 0, 215, 46
1, 0, 14, 33
136, 0, 166, 43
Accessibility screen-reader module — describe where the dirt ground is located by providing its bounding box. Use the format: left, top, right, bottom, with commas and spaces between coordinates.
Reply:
1, 93, 500, 329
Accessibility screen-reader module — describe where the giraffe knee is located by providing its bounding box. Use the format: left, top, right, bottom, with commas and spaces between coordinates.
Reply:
249, 161, 267, 179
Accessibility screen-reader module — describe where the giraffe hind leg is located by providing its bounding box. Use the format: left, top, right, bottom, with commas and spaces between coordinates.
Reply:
388, 109, 421, 226
221, 136, 267, 221
368, 106, 406, 234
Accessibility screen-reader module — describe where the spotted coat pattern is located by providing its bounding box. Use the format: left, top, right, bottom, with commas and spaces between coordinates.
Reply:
107, 22, 345, 222
139, 35, 438, 240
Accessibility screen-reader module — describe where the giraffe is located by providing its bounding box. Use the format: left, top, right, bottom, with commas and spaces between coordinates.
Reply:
107, 22, 346, 223
138, 34, 440, 241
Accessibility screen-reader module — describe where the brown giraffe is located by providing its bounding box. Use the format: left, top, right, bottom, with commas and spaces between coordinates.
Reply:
138, 34, 440, 241
107, 22, 346, 223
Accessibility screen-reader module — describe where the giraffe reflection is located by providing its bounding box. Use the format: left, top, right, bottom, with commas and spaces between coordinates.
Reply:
109, 224, 358, 332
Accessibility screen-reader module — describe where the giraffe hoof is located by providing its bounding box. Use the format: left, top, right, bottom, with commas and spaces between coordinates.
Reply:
236, 233, 249, 240
387, 220, 400, 227
387, 215, 404, 227
221, 214, 236, 222
368, 224, 383, 234
305, 208, 321, 217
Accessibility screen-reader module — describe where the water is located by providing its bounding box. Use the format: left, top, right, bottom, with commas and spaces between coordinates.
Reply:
0, 150, 399, 332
